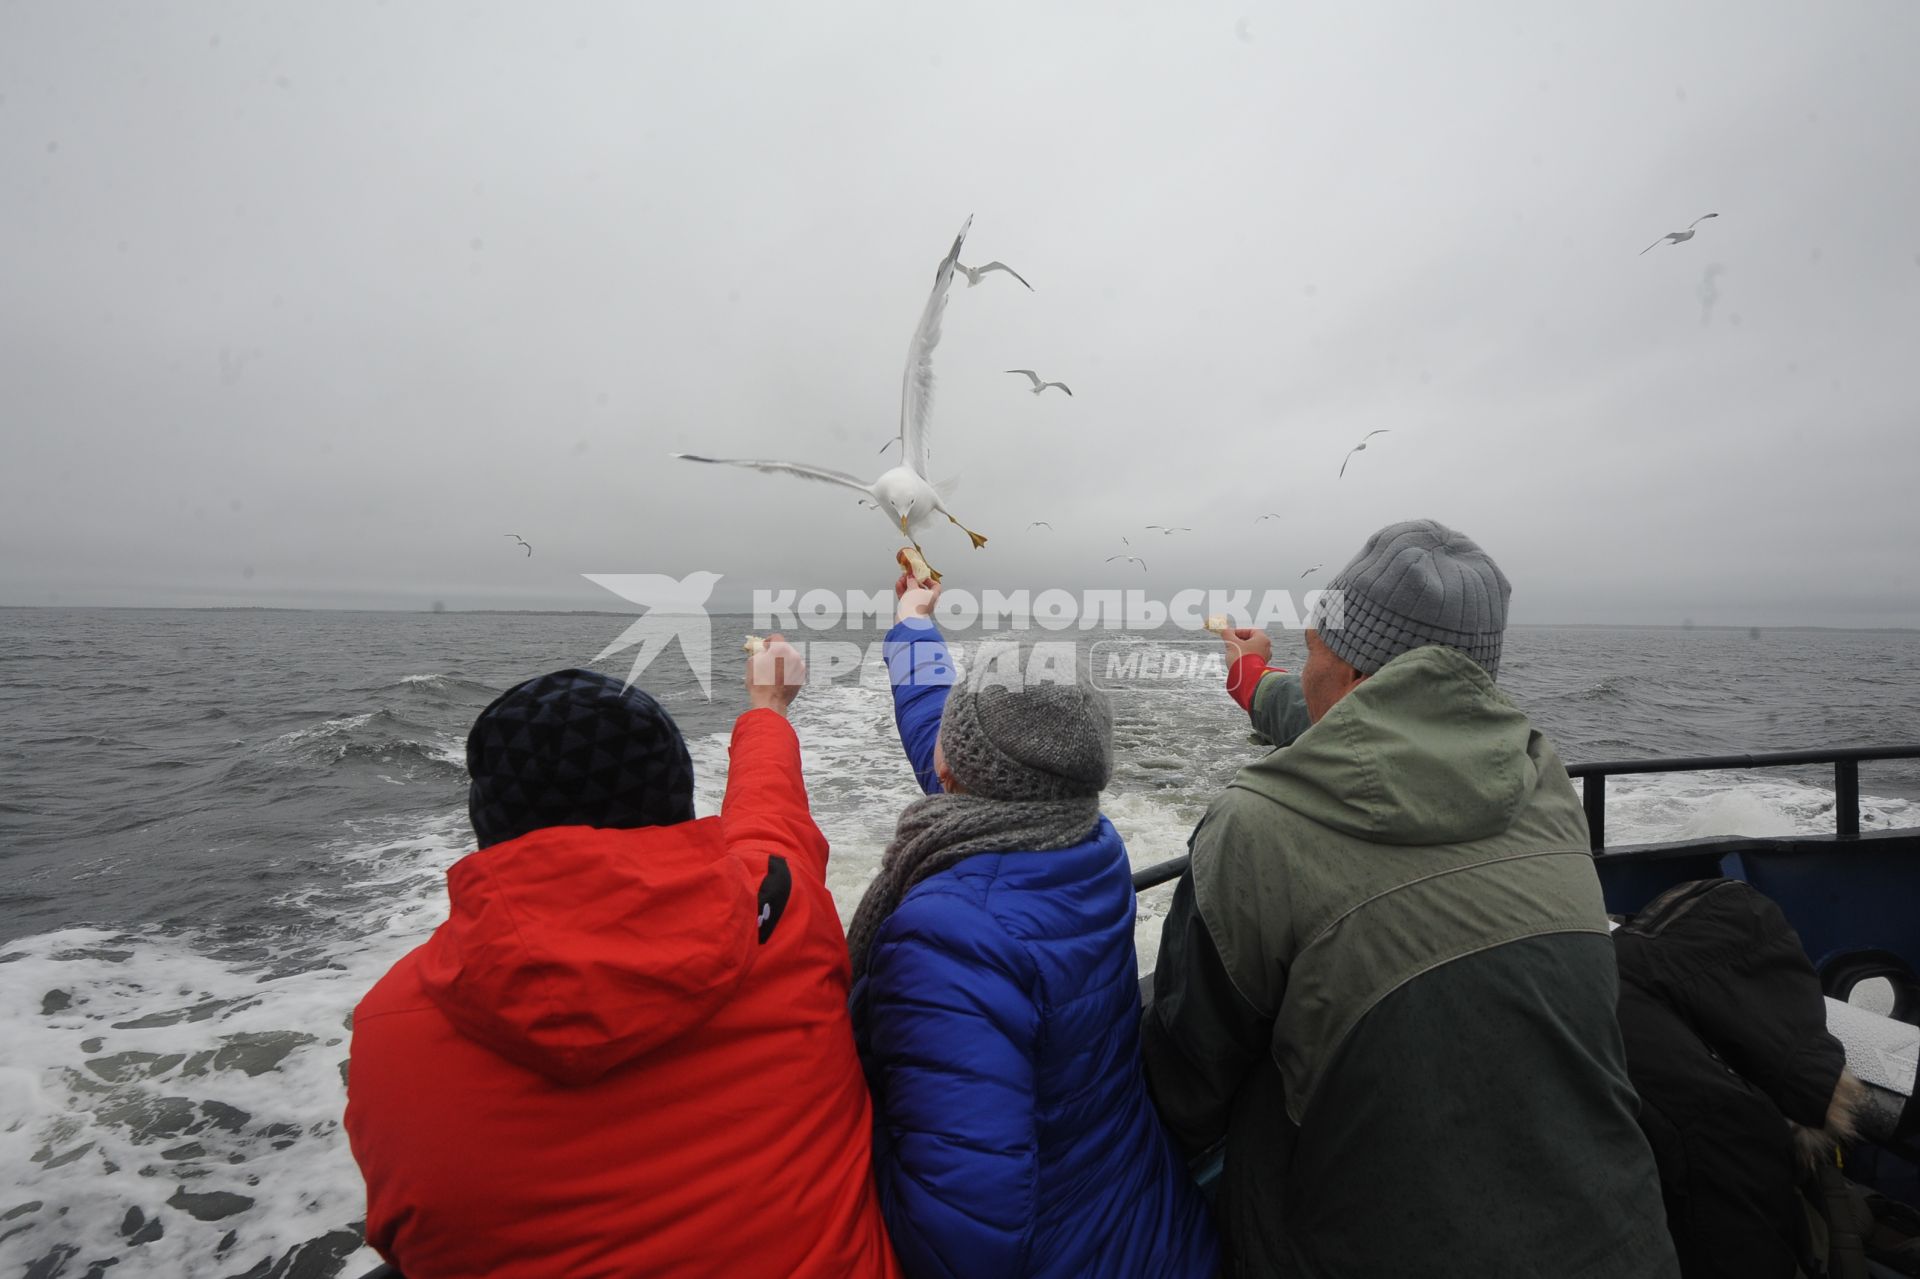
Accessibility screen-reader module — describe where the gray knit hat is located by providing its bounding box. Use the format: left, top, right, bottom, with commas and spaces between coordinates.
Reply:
937, 653, 1112, 801
1310, 518, 1511, 679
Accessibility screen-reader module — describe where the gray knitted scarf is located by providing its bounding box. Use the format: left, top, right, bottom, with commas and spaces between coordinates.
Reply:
846, 790, 1100, 985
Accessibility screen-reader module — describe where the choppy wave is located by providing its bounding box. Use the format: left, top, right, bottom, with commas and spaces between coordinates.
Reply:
271, 712, 381, 750
387, 673, 500, 698
1566, 673, 1634, 705
368, 675, 504, 719
1606, 772, 1918, 843
265, 709, 465, 780
0, 820, 464, 1278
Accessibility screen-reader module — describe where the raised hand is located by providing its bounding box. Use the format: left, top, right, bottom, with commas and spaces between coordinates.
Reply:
746, 633, 808, 714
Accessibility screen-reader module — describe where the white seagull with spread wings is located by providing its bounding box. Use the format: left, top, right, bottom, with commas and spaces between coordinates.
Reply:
1339, 430, 1391, 479
677, 218, 988, 578
504, 534, 532, 557
1145, 524, 1191, 536
1106, 536, 1147, 572
956, 260, 1032, 290
1640, 213, 1719, 255
1007, 369, 1073, 397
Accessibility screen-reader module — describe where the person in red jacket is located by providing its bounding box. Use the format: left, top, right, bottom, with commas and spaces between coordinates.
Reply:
344, 637, 901, 1279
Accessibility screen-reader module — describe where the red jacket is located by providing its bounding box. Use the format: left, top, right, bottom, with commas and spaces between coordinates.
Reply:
345, 709, 901, 1279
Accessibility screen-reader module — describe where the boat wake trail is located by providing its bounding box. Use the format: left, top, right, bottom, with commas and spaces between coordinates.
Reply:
0, 818, 467, 1279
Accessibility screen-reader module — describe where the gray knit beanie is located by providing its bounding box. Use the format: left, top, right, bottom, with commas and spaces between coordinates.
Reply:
1310, 518, 1511, 679
937, 654, 1112, 801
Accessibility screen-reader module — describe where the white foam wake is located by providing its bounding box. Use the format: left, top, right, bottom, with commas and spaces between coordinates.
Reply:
1605, 772, 1918, 844
0, 819, 465, 1278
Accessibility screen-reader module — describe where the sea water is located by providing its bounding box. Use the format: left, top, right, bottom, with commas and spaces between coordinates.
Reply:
2, 609, 1916, 1277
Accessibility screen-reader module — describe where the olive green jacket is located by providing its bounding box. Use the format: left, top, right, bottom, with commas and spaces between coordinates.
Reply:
1142, 645, 1678, 1278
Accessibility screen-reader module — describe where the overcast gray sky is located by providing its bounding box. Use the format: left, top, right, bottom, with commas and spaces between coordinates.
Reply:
3, 0, 1916, 626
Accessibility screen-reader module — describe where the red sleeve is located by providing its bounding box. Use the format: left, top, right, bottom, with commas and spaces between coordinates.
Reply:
720, 708, 830, 883
1226, 653, 1287, 714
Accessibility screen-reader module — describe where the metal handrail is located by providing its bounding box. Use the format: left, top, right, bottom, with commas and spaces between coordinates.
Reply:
1132, 855, 1188, 893
1568, 744, 1920, 852
1130, 744, 1920, 892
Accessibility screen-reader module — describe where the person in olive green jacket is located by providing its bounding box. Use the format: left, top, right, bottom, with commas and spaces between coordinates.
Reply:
1141, 518, 1678, 1279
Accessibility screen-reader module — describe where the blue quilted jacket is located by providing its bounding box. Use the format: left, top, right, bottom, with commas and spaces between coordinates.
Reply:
852, 619, 1219, 1279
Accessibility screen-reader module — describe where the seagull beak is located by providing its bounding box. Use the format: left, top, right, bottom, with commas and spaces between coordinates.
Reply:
899, 514, 910, 533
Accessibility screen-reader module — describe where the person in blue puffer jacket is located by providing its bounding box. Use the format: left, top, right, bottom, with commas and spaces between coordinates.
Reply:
846, 576, 1219, 1279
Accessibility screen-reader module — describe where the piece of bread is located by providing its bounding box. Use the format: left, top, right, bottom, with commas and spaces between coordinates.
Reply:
896, 546, 936, 584
741, 636, 766, 656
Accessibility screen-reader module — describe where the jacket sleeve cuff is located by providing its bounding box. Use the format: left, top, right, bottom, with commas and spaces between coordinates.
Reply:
1226, 653, 1285, 713
732, 704, 796, 742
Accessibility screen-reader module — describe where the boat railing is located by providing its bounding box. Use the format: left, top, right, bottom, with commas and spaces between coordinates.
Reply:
1130, 743, 1920, 893
1567, 744, 1920, 852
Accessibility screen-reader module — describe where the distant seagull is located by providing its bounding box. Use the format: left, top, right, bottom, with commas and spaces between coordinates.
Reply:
1300, 564, 1322, 579
1338, 430, 1391, 479
1145, 524, 1191, 535
505, 534, 532, 557
956, 260, 1032, 290
1007, 369, 1072, 397
678, 217, 989, 570
1255, 513, 1284, 523
1640, 213, 1719, 255
1106, 536, 1147, 573
1027, 521, 1053, 531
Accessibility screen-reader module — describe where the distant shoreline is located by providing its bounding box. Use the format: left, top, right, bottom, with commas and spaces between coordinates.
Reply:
1, 603, 1915, 634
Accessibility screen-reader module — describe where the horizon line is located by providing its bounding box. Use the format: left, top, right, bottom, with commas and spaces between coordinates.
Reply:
0, 603, 1915, 634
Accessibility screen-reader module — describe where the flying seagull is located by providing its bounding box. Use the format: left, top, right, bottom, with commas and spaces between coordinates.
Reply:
1145, 525, 1191, 535
1255, 513, 1283, 523
1027, 521, 1053, 531
1300, 563, 1322, 579
956, 260, 1032, 290
1105, 536, 1147, 572
505, 534, 532, 557
1338, 430, 1391, 479
1006, 369, 1072, 397
1640, 213, 1719, 255
676, 217, 987, 576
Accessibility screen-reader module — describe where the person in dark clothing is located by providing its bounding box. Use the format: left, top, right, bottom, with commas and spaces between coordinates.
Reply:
1141, 519, 1678, 1278
1613, 876, 1869, 1279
